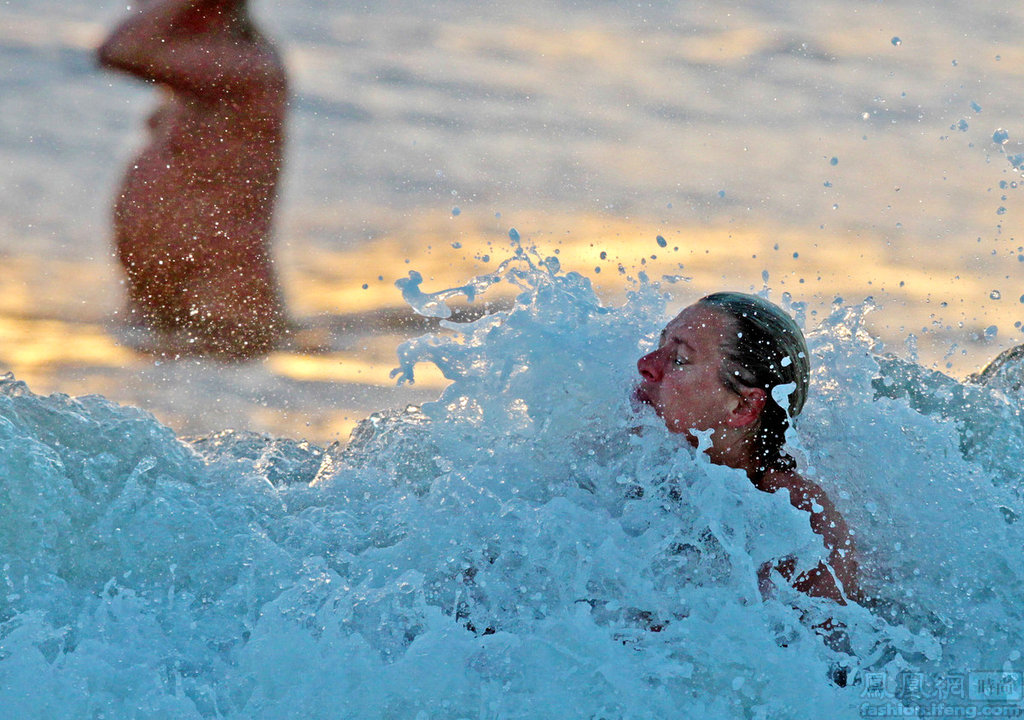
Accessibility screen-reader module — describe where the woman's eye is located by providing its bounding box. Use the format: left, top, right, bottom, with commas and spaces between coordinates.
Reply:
673, 356, 688, 367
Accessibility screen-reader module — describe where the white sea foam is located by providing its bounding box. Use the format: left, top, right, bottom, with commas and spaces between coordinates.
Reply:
1, 251, 1021, 718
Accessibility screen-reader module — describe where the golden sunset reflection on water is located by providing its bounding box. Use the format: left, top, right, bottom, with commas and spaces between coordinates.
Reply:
4, 2, 1024, 444
1, 210, 1019, 444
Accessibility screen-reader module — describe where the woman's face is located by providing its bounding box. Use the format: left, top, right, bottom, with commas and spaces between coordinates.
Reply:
635, 304, 740, 442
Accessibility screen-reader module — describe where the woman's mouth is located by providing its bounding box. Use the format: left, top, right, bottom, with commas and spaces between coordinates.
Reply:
632, 383, 654, 408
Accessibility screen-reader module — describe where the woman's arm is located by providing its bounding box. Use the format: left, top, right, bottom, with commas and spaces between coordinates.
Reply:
759, 469, 861, 604
759, 556, 847, 604
97, 0, 283, 99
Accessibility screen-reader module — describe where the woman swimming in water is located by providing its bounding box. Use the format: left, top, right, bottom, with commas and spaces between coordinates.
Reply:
636, 292, 860, 606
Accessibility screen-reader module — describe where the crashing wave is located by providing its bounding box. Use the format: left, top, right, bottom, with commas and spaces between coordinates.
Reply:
1, 249, 1021, 718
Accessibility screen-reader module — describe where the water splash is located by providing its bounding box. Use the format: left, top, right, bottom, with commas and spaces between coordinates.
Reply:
1, 254, 1023, 718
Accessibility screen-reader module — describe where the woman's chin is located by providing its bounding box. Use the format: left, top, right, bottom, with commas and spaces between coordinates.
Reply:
628, 401, 674, 441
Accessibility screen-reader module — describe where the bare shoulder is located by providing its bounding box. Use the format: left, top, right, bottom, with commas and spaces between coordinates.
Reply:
761, 469, 849, 544
759, 469, 826, 509
98, 11, 286, 100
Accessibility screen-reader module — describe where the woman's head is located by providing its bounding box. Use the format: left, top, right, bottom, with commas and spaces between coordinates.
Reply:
636, 292, 810, 475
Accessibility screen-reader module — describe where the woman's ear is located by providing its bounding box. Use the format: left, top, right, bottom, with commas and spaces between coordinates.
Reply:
726, 386, 766, 428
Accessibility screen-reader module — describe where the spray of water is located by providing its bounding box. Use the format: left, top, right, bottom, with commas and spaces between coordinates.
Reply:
1, 246, 1022, 718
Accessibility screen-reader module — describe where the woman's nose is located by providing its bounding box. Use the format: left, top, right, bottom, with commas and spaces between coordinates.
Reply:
637, 349, 664, 382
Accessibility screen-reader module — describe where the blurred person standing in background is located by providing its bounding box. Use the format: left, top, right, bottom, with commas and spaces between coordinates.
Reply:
98, 0, 289, 359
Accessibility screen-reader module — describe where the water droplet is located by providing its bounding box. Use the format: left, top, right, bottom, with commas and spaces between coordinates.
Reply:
991, 290, 1002, 300
451, 207, 461, 216
970, 101, 982, 112
998, 207, 1007, 215
656, 235, 667, 248
599, 251, 607, 260
508, 228, 520, 242
891, 36, 901, 47
993, 128, 1010, 145
829, 156, 839, 166
823, 181, 832, 187
717, 190, 726, 198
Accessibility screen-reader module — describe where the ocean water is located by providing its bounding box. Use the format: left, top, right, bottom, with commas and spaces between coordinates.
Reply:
2, 248, 1023, 718
1, 0, 1024, 442
2, 0, 1024, 714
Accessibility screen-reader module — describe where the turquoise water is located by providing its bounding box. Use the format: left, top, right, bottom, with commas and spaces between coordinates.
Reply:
2, 250, 1022, 718
3, 1, 1024, 714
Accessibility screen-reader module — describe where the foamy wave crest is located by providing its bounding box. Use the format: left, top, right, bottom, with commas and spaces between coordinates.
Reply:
1, 249, 1022, 718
